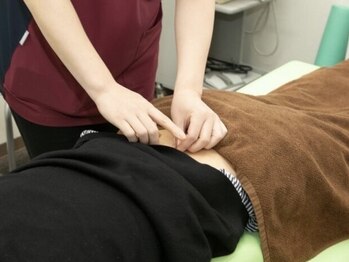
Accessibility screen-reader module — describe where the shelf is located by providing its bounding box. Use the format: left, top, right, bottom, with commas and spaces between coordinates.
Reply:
215, 0, 270, 15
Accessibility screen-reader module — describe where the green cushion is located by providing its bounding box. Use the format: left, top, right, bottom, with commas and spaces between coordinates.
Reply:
211, 232, 349, 262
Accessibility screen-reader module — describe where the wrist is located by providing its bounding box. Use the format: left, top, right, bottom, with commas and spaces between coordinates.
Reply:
174, 80, 203, 97
85, 77, 124, 102
173, 85, 202, 99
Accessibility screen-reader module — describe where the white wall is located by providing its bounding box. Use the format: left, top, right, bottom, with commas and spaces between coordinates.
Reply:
157, 0, 177, 89
242, 0, 349, 72
157, 0, 349, 87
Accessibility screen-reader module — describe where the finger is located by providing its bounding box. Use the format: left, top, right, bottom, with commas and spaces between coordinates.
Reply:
138, 114, 159, 144
221, 121, 228, 134
171, 112, 186, 131
187, 117, 214, 153
149, 107, 186, 140
117, 120, 138, 142
204, 119, 228, 149
127, 116, 149, 144
171, 113, 188, 151
176, 115, 205, 152
171, 112, 191, 151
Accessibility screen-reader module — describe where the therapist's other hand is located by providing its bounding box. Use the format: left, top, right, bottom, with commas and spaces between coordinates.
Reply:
171, 89, 227, 153
94, 85, 186, 144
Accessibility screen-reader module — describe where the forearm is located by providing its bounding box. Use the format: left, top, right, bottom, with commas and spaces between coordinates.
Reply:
23, 0, 121, 99
174, 0, 215, 94
23, 0, 186, 144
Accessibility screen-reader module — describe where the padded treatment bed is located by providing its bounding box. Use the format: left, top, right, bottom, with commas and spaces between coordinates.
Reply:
210, 60, 349, 262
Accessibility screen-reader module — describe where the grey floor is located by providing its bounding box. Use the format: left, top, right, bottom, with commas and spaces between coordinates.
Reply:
0, 147, 30, 175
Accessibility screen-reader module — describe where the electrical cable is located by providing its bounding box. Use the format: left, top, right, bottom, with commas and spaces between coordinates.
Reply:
206, 57, 253, 74
244, 0, 279, 56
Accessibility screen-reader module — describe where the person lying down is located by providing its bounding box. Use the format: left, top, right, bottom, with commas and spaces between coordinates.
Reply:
0, 129, 255, 262
1, 59, 349, 262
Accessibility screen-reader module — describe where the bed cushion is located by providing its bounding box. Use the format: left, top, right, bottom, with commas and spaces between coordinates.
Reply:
211, 232, 349, 262
211, 232, 262, 262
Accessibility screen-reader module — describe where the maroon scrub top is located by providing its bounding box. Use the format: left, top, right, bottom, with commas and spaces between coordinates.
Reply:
3, 0, 162, 126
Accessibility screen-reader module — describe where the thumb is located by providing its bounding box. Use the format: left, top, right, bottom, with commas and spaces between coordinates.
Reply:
171, 106, 187, 132
172, 115, 190, 148
173, 115, 186, 133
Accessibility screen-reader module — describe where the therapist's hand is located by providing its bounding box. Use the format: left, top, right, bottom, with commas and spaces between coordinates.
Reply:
94, 84, 186, 144
171, 88, 227, 153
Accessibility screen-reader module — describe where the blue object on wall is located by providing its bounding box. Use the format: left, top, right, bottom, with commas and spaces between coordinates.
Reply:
315, 5, 349, 67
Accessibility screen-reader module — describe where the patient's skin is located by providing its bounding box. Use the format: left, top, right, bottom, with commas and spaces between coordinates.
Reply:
158, 129, 237, 176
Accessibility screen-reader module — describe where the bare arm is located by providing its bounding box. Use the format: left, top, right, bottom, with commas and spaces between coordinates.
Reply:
23, 0, 185, 144
172, 0, 227, 152
23, 0, 115, 97
174, 0, 215, 93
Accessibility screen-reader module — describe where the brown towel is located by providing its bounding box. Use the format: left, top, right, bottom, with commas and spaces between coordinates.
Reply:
153, 60, 349, 262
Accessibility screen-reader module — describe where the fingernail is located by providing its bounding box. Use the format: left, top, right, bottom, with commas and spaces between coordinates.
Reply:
179, 132, 186, 140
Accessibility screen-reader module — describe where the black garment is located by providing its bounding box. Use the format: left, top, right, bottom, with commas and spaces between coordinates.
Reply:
11, 110, 117, 158
0, 132, 248, 262
0, 0, 31, 87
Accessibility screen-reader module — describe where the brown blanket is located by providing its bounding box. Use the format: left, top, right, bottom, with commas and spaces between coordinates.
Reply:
153, 60, 349, 262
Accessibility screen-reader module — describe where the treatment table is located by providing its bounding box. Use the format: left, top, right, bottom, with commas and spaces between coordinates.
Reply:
211, 60, 349, 262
